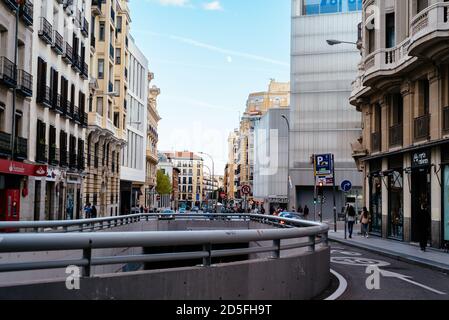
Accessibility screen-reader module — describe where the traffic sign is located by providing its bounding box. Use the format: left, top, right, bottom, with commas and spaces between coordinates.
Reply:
315, 154, 333, 176
241, 185, 251, 195
341, 180, 352, 193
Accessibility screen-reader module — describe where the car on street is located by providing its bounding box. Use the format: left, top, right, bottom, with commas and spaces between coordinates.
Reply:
158, 209, 175, 220
191, 206, 200, 213
179, 208, 186, 214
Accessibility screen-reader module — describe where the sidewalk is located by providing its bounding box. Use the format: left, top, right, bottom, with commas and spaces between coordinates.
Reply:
326, 221, 449, 274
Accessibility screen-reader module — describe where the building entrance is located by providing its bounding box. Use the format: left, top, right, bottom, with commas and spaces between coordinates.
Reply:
411, 167, 431, 243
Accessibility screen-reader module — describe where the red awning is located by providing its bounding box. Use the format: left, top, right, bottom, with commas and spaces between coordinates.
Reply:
0, 159, 47, 177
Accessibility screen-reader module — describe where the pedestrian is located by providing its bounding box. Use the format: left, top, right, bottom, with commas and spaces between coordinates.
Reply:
361, 207, 370, 238
347, 204, 356, 239
298, 205, 303, 216
84, 203, 92, 219
261, 206, 266, 215
91, 205, 97, 219
140, 205, 144, 213
417, 198, 430, 252
291, 206, 296, 213
303, 205, 309, 220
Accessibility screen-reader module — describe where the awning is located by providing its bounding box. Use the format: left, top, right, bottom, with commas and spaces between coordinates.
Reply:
0, 159, 47, 177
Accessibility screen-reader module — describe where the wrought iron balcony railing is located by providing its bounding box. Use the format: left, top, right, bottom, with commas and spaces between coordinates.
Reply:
17, 69, 32, 97
0, 56, 16, 88
371, 132, 381, 153
37, 85, 52, 108
38, 17, 53, 45
36, 141, 48, 163
21, 0, 34, 26
63, 42, 73, 64
0, 132, 27, 160
81, 17, 89, 37
59, 149, 68, 167
52, 30, 64, 55
49, 145, 59, 166
389, 124, 403, 147
414, 114, 430, 141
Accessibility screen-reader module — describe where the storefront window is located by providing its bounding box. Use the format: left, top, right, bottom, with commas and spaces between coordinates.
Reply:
369, 175, 382, 234
443, 165, 449, 243
388, 170, 404, 240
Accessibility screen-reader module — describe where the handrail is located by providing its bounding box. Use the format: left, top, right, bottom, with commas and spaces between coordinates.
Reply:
0, 214, 329, 277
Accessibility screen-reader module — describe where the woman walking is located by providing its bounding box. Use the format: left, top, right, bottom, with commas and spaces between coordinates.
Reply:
347, 204, 356, 239
361, 207, 370, 238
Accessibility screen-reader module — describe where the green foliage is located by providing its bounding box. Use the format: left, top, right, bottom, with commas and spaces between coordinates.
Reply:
156, 170, 172, 195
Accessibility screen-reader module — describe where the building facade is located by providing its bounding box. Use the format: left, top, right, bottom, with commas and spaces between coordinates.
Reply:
0, 0, 49, 222
165, 151, 203, 208
28, 0, 91, 221
289, 0, 363, 218
350, 0, 449, 248
85, 0, 128, 217
224, 129, 239, 201
120, 35, 148, 215
144, 72, 160, 210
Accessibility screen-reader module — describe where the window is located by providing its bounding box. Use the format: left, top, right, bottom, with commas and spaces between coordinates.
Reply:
98, 59, 104, 79
417, 0, 429, 14
99, 22, 105, 41
367, 20, 375, 54
385, 13, 395, 49
116, 16, 122, 33
391, 94, 403, 125
114, 80, 120, 95
97, 97, 103, 115
113, 112, 119, 127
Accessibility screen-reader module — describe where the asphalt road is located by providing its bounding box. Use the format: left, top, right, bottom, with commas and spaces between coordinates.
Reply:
329, 243, 449, 300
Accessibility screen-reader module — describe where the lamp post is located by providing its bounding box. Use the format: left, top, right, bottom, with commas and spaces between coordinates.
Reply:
281, 115, 290, 211
199, 152, 215, 211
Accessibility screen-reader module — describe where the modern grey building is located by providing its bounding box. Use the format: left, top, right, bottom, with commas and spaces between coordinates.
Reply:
253, 108, 289, 213
289, 0, 363, 218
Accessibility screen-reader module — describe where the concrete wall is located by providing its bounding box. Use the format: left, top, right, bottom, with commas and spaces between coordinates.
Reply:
0, 247, 330, 300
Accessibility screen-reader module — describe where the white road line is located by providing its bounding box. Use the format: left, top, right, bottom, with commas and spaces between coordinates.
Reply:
399, 277, 446, 295
325, 269, 348, 301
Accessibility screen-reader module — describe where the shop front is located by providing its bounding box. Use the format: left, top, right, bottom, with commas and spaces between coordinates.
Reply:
442, 148, 449, 246
0, 159, 47, 222
410, 150, 431, 243
369, 160, 382, 235
387, 155, 404, 241
66, 174, 82, 220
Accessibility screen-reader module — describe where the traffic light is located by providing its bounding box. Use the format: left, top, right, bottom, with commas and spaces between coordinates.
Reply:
317, 182, 324, 197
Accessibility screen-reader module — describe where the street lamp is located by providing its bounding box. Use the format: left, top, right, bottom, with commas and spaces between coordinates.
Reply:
198, 151, 215, 209
281, 115, 291, 211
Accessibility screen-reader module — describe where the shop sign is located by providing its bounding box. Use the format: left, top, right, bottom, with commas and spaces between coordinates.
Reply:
412, 151, 430, 167
267, 197, 288, 204
0, 159, 47, 177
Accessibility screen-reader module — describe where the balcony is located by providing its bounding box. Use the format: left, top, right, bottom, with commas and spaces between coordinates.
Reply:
52, 30, 64, 55
77, 155, 85, 171
2, 0, 17, 12
36, 141, 48, 164
408, 2, 449, 58
389, 124, 403, 148
81, 112, 88, 127
0, 132, 27, 160
109, 44, 114, 60
17, 69, 33, 97
0, 56, 16, 88
414, 114, 430, 141
49, 145, 59, 166
443, 107, 449, 134
81, 62, 88, 79
73, 105, 81, 124
37, 85, 52, 108
62, 42, 73, 64
72, 54, 82, 73
38, 17, 53, 45
60, 98, 68, 116
106, 119, 117, 136
371, 132, 381, 153
53, 93, 63, 114
21, 0, 34, 26
81, 18, 89, 38
92, 0, 103, 16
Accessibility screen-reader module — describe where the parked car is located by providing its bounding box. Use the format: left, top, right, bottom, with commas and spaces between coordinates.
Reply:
179, 207, 186, 214
191, 206, 200, 213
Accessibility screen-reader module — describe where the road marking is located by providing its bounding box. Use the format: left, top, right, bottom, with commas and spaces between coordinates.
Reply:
379, 269, 446, 295
325, 269, 348, 300
331, 257, 390, 267
331, 250, 362, 256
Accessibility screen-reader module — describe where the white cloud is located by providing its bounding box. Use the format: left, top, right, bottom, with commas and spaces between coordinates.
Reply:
203, 1, 223, 11
226, 56, 233, 63
157, 0, 190, 7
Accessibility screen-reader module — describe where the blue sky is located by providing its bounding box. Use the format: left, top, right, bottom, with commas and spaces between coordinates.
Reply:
129, 0, 291, 173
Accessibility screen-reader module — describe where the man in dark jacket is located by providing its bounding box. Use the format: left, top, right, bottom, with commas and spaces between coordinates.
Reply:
417, 200, 430, 251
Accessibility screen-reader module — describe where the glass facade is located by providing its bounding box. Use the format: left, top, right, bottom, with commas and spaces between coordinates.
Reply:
369, 174, 382, 235
303, 0, 362, 15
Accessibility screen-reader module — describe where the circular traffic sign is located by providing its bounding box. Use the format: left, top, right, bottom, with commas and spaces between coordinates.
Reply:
341, 180, 352, 193
241, 185, 251, 195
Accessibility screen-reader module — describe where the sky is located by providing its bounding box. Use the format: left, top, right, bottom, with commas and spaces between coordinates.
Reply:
129, 0, 291, 174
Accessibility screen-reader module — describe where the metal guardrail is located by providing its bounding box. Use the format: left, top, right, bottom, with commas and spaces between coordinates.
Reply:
0, 214, 329, 277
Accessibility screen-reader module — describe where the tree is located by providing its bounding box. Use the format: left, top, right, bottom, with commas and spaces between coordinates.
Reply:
156, 170, 172, 195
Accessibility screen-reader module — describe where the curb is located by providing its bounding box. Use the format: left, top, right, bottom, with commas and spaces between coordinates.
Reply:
329, 237, 449, 275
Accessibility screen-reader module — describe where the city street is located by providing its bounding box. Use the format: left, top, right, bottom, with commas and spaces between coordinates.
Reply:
328, 243, 449, 300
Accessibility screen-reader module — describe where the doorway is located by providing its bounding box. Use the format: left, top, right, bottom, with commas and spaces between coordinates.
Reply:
411, 167, 431, 243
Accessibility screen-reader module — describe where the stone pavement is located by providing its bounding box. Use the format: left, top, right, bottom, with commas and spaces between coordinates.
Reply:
325, 220, 449, 274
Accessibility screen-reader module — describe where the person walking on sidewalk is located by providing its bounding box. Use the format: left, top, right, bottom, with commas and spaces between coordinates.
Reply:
417, 198, 431, 252
303, 205, 310, 220
347, 204, 356, 239
361, 207, 370, 238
